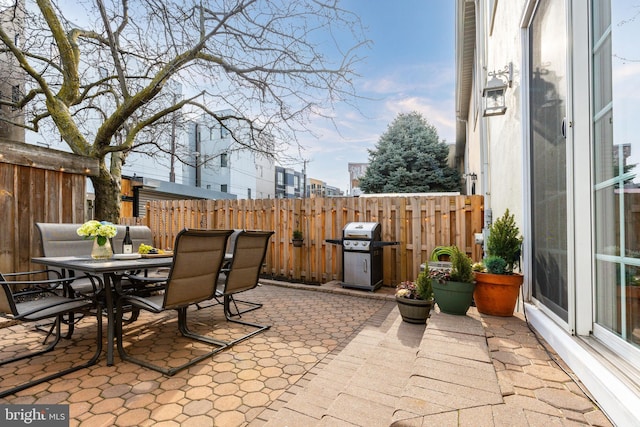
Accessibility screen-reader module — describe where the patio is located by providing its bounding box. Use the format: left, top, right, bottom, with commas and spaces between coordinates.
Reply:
0, 280, 612, 426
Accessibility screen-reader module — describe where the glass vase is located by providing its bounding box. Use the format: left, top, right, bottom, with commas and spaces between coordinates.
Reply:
91, 238, 113, 260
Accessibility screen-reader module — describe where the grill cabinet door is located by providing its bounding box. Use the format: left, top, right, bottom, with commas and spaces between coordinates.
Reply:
343, 251, 370, 286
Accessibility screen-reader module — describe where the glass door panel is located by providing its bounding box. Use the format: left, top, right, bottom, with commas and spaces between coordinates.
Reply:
529, 0, 569, 321
593, 0, 640, 348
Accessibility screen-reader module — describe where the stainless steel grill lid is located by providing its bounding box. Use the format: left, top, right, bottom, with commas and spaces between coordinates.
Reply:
342, 222, 381, 240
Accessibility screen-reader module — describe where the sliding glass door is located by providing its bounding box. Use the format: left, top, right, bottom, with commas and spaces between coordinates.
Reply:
529, 0, 569, 322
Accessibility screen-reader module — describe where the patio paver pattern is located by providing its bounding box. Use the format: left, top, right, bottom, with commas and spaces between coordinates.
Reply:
0, 281, 613, 426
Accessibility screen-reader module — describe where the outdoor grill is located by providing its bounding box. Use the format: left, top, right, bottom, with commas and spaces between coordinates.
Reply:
326, 222, 398, 291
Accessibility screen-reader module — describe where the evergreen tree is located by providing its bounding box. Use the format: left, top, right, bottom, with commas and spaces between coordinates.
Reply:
359, 112, 460, 193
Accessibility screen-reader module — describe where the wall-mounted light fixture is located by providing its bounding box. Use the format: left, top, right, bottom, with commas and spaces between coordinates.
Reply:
483, 62, 513, 117
465, 172, 478, 195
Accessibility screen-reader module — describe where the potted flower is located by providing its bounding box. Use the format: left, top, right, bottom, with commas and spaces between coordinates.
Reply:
292, 230, 304, 247
430, 245, 475, 315
473, 209, 524, 316
395, 270, 434, 324
77, 220, 118, 259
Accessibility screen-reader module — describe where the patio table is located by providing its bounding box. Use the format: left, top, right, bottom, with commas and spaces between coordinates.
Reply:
32, 255, 173, 365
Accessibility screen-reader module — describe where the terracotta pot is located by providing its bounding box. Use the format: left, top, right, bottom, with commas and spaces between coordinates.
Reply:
396, 296, 433, 324
473, 272, 524, 316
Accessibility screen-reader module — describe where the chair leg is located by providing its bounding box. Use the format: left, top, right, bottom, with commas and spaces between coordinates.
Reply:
0, 307, 103, 399
123, 307, 140, 324
223, 296, 270, 346
36, 311, 81, 340
177, 308, 228, 347
116, 303, 228, 376
226, 296, 263, 317
0, 316, 62, 366
195, 299, 220, 310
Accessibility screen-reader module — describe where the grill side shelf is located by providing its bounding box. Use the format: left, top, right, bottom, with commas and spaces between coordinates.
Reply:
325, 239, 343, 245
372, 241, 400, 247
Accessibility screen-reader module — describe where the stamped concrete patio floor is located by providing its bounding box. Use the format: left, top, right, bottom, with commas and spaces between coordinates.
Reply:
0, 281, 613, 426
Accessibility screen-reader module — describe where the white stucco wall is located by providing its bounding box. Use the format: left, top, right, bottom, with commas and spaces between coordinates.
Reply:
466, 81, 482, 196
255, 154, 275, 199
483, 0, 527, 228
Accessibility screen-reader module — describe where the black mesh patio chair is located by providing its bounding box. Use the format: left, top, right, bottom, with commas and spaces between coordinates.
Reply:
0, 270, 102, 398
115, 228, 233, 376
218, 230, 274, 345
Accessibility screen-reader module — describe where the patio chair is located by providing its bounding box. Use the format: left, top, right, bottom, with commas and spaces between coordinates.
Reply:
35, 222, 100, 296
196, 228, 243, 311
115, 228, 233, 375
0, 270, 102, 398
218, 230, 274, 345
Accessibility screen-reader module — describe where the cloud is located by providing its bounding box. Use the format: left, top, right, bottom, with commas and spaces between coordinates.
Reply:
384, 97, 456, 143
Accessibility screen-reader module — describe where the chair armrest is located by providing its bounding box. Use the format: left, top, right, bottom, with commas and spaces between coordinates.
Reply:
1, 270, 73, 299
2, 269, 63, 280
15, 295, 94, 320
126, 274, 167, 284
119, 273, 167, 296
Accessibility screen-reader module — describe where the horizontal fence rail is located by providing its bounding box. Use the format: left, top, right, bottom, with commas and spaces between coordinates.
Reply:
134, 195, 484, 286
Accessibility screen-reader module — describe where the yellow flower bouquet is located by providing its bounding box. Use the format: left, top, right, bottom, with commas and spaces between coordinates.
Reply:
77, 220, 117, 246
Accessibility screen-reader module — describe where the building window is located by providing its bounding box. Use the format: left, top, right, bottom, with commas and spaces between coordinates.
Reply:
11, 85, 20, 110
221, 125, 230, 139
221, 153, 228, 167
247, 188, 251, 199
221, 184, 227, 193
277, 171, 284, 185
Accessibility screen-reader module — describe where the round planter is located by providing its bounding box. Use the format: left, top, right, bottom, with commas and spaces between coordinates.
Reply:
473, 272, 524, 316
396, 296, 433, 324
292, 238, 304, 247
432, 280, 475, 315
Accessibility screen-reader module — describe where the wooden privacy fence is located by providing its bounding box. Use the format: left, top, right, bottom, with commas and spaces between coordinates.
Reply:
137, 195, 484, 286
1, 141, 98, 274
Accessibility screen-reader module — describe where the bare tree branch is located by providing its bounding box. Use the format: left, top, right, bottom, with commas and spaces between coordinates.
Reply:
0, 0, 369, 220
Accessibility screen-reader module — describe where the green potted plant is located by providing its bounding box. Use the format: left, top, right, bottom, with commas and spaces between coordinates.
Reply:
395, 270, 434, 324
430, 245, 475, 315
292, 229, 304, 247
473, 209, 524, 316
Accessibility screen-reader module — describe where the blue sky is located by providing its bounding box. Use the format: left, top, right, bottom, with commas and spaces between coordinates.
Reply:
296, 0, 456, 192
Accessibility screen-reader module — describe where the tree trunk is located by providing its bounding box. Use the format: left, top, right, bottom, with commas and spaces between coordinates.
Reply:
91, 157, 122, 223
